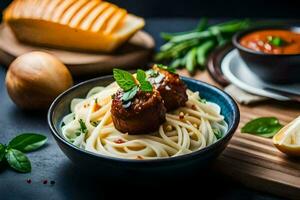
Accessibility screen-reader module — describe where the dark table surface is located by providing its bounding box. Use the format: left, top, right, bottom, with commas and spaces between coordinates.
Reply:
0, 18, 285, 200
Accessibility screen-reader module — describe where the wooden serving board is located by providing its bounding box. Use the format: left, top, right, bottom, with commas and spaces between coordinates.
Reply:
0, 24, 154, 77
179, 70, 300, 199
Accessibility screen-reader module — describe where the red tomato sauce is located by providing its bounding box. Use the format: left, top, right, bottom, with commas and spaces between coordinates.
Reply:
240, 30, 300, 54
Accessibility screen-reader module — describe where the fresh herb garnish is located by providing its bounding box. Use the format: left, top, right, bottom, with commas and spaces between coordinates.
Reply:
267, 36, 286, 47
122, 86, 139, 102
0, 133, 47, 173
79, 119, 88, 134
75, 131, 81, 137
113, 69, 136, 91
5, 149, 31, 173
156, 64, 176, 73
113, 68, 154, 103
241, 117, 283, 138
199, 98, 207, 104
91, 121, 100, 127
136, 69, 153, 92
213, 128, 223, 139
147, 69, 159, 78
8, 133, 47, 152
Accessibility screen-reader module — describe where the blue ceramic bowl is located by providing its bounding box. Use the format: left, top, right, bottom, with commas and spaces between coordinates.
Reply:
48, 76, 239, 177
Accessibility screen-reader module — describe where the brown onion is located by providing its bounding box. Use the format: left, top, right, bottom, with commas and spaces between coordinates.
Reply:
5, 51, 73, 110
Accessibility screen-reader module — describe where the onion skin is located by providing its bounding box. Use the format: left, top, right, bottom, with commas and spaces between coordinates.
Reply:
5, 51, 73, 110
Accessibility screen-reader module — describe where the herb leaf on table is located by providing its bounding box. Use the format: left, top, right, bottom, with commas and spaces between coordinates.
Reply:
5, 148, 31, 173
8, 133, 47, 152
241, 117, 283, 138
0, 144, 6, 162
0, 133, 47, 173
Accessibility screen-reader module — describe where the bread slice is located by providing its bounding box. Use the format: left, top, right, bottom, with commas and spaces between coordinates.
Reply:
3, 0, 145, 52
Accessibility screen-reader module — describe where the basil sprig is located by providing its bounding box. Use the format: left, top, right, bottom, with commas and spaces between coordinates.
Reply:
0, 133, 47, 173
78, 119, 88, 134
267, 36, 286, 47
137, 69, 153, 92
241, 117, 283, 138
113, 69, 136, 91
156, 64, 176, 73
121, 86, 139, 102
113, 68, 153, 102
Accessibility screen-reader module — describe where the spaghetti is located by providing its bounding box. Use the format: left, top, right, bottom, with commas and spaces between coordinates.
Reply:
61, 83, 228, 159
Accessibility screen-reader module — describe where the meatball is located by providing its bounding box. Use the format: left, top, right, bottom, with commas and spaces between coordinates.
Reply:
148, 65, 188, 111
111, 89, 166, 135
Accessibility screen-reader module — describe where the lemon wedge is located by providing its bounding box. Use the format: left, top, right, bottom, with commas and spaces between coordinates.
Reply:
273, 116, 300, 156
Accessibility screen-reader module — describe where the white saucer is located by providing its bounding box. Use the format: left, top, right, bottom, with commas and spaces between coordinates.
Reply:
221, 49, 300, 101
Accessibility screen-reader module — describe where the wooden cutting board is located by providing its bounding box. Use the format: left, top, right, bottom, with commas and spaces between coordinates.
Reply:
179, 70, 300, 199
0, 24, 154, 77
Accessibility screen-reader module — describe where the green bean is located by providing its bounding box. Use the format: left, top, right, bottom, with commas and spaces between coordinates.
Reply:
160, 32, 174, 41
170, 58, 182, 69
196, 40, 216, 69
157, 39, 199, 61
170, 39, 198, 56
186, 47, 197, 73
170, 31, 212, 43
161, 30, 195, 41
211, 20, 250, 33
156, 19, 251, 73
181, 53, 188, 67
160, 42, 176, 51
160, 17, 208, 41
209, 27, 227, 46
196, 17, 208, 31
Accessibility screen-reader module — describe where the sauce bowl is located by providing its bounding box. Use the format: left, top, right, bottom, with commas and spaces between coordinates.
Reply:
232, 25, 300, 84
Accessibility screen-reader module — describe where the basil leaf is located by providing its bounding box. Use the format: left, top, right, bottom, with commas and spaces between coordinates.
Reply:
241, 117, 283, 138
0, 144, 6, 162
137, 69, 147, 82
267, 36, 286, 47
136, 69, 153, 92
146, 69, 159, 78
113, 69, 136, 91
8, 133, 47, 152
122, 86, 139, 102
79, 119, 88, 134
156, 64, 176, 73
5, 149, 31, 173
140, 81, 153, 92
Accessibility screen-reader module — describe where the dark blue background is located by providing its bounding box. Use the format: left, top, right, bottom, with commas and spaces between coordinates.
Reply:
1, 0, 300, 18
